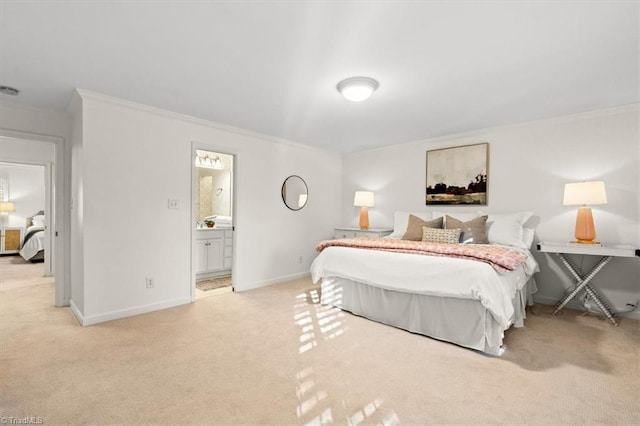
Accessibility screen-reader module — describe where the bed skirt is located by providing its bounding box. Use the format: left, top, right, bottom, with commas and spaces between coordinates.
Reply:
29, 250, 45, 262
320, 276, 537, 356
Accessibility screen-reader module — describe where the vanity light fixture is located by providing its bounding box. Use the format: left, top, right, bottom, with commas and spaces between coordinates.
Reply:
195, 154, 224, 170
337, 77, 379, 102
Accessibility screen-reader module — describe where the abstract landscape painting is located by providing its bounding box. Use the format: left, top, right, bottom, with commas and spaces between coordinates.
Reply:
426, 143, 488, 205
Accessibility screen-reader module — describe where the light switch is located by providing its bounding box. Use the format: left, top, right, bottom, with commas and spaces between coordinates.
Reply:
168, 199, 180, 209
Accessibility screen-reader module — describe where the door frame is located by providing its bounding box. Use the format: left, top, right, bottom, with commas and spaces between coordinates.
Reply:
190, 141, 237, 302
0, 129, 66, 306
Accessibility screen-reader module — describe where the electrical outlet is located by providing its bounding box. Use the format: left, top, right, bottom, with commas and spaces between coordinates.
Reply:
168, 199, 180, 209
298, 256, 303, 264
146, 277, 154, 288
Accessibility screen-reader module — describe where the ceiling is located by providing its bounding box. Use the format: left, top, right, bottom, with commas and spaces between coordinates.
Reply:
1, 1, 638, 152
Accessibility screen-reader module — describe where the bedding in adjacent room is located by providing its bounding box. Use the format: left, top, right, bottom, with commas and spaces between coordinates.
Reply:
20, 212, 46, 262
20, 225, 45, 261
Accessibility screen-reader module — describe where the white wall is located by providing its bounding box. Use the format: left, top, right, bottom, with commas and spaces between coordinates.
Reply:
68, 94, 85, 314
343, 105, 640, 317
0, 162, 45, 229
71, 90, 342, 325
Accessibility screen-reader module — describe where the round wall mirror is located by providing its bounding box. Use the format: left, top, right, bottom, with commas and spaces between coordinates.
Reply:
281, 175, 308, 211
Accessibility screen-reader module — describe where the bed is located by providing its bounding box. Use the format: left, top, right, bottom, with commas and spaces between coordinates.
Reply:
310, 211, 539, 356
20, 212, 45, 262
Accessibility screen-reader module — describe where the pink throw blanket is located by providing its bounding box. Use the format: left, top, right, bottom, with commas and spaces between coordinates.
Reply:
316, 238, 528, 272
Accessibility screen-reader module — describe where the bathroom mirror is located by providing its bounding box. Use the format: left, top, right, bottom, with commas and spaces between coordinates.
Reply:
195, 150, 233, 225
281, 175, 308, 211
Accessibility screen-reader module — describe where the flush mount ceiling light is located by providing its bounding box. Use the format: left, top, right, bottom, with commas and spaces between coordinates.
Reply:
0, 86, 20, 96
336, 77, 379, 102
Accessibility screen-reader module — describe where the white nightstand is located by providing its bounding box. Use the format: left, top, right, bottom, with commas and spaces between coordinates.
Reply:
537, 241, 639, 326
1, 227, 23, 255
334, 227, 393, 239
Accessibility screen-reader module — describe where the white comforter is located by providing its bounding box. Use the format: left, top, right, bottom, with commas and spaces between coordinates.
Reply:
19, 227, 44, 260
311, 246, 538, 329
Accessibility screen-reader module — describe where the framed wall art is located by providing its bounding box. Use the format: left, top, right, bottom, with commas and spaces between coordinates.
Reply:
425, 143, 488, 205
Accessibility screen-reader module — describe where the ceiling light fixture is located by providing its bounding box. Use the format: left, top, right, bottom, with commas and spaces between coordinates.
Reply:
337, 77, 379, 102
0, 86, 20, 96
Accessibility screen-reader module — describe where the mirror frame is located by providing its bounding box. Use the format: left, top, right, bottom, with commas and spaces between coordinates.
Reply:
281, 175, 308, 211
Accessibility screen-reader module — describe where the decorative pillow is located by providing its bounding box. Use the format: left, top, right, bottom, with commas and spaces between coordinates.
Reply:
422, 227, 461, 244
445, 215, 489, 244
402, 215, 443, 241
432, 211, 480, 227
390, 211, 432, 238
486, 212, 534, 248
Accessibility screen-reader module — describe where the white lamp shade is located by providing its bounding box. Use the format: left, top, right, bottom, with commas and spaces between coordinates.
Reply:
0, 201, 15, 213
354, 191, 375, 207
563, 181, 608, 206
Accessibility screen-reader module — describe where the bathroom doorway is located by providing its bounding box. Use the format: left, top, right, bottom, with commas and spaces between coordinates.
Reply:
192, 148, 234, 300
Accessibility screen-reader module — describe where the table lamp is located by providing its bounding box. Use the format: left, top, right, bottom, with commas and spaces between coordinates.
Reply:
354, 191, 374, 230
0, 201, 15, 227
563, 181, 607, 244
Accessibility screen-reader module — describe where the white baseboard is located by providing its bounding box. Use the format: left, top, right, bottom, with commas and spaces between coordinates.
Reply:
69, 299, 84, 325
237, 271, 311, 292
79, 296, 192, 327
533, 295, 640, 321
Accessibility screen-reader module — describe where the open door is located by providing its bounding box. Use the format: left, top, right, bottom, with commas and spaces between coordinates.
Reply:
191, 147, 235, 301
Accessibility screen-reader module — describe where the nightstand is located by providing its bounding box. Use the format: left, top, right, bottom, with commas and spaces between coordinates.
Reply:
537, 241, 639, 326
1, 227, 23, 255
334, 227, 393, 239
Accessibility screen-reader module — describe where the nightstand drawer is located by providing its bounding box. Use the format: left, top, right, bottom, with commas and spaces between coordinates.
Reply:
1, 227, 23, 254
334, 228, 393, 239
334, 230, 356, 239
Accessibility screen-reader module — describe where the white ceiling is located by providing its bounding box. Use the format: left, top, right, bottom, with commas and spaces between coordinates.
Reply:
1, 1, 638, 152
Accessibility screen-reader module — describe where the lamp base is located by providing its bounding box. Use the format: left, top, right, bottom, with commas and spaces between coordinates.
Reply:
359, 206, 369, 230
574, 206, 597, 244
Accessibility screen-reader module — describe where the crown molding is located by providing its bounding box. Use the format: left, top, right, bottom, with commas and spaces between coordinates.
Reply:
350, 103, 640, 155
73, 89, 341, 157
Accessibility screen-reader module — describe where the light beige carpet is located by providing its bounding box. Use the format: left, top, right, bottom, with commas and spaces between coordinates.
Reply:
1, 256, 639, 425
197, 275, 232, 292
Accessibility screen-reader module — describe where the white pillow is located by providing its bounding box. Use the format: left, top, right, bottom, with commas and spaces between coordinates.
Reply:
32, 219, 45, 228
521, 228, 535, 248
389, 211, 432, 238
486, 212, 533, 248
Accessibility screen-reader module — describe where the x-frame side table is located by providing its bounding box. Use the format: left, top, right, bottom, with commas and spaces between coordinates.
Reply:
537, 242, 639, 326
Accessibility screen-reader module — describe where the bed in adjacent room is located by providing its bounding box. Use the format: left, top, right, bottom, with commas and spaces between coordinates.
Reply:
310, 211, 538, 356
20, 212, 45, 262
